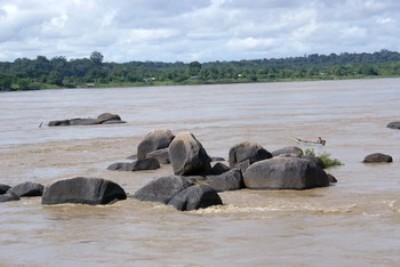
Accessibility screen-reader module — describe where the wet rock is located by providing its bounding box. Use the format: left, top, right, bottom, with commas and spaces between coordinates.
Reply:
96, 113, 122, 123
48, 113, 125, 127
133, 176, 195, 204
229, 141, 272, 168
137, 129, 175, 160
0, 184, 11, 195
168, 184, 223, 211
8, 181, 44, 197
363, 153, 393, 163
327, 173, 338, 183
272, 146, 303, 157
145, 148, 170, 164
243, 157, 330, 190
42, 177, 127, 205
210, 162, 230, 175
210, 156, 226, 162
107, 158, 160, 171
302, 155, 325, 169
387, 121, 400, 129
169, 132, 212, 176
0, 192, 20, 203
205, 169, 244, 192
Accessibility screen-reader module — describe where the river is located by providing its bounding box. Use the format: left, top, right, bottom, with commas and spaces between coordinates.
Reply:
0, 78, 399, 266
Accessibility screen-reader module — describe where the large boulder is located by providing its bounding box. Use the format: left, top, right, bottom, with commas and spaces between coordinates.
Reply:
7, 181, 44, 197
168, 132, 212, 176
272, 146, 303, 157
243, 157, 330, 190
137, 129, 175, 160
363, 153, 393, 163
42, 177, 127, 205
167, 185, 223, 211
205, 169, 244, 192
107, 158, 160, 171
133, 176, 195, 204
229, 141, 272, 168
387, 121, 400, 129
0, 184, 11, 194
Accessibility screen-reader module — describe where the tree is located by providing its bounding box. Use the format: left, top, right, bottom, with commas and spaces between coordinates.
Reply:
90, 51, 104, 65
189, 61, 202, 76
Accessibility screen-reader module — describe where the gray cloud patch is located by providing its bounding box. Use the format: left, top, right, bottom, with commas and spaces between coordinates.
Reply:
0, 0, 399, 62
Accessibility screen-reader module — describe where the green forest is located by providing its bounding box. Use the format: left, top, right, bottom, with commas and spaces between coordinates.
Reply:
1, 49, 400, 91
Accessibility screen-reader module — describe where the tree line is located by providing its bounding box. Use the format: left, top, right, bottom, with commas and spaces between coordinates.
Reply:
1, 49, 400, 91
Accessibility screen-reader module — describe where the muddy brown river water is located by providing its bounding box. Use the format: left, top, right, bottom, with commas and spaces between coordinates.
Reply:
1, 79, 399, 266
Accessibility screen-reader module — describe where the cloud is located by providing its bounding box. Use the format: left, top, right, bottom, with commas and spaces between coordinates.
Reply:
0, 0, 399, 62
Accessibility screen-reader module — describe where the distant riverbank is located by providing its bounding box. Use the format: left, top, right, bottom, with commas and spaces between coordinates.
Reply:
1, 49, 400, 91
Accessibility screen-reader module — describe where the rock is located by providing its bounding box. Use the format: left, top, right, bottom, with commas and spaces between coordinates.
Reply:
137, 129, 175, 160
205, 169, 244, 192
0, 192, 20, 203
133, 176, 195, 204
107, 158, 160, 171
107, 162, 134, 171
146, 148, 170, 164
48, 118, 98, 126
210, 156, 226, 162
96, 113, 122, 123
168, 132, 212, 176
387, 121, 400, 129
228, 141, 272, 168
238, 159, 251, 174
363, 153, 393, 163
0, 184, 11, 194
302, 155, 325, 169
243, 157, 330, 190
210, 162, 230, 175
272, 146, 303, 157
48, 113, 125, 127
7, 181, 44, 197
167, 185, 223, 211
42, 177, 127, 205
327, 173, 337, 183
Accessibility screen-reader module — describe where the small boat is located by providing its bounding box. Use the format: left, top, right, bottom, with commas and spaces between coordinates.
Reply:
291, 137, 326, 146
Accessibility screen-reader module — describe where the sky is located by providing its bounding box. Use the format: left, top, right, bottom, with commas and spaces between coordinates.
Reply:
0, 0, 399, 63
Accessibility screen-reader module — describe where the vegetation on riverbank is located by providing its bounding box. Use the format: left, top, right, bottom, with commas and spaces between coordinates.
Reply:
1, 49, 400, 91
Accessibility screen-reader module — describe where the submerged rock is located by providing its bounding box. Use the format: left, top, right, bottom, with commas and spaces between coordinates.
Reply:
363, 153, 393, 163
107, 158, 160, 171
133, 176, 223, 211
243, 157, 330, 190
48, 113, 125, 126
387, 121, 400, 129
42, 177, 127, 205
0, 184, 11, 195
167, 184, 223, 211
7, 181, 44, 197
0, 192, 20, 203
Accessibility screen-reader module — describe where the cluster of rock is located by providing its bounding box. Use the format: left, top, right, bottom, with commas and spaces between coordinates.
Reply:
105, 129, 336, 211
48, 113, 126, 126
4, 127, 397, 211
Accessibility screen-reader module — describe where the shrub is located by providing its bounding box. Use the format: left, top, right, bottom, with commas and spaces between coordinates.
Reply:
304, 149, 343, 168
